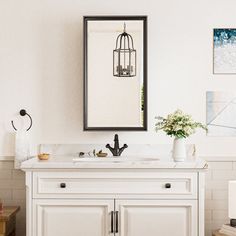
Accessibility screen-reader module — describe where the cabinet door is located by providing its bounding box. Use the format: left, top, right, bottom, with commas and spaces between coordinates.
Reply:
33, 199, 114, 236
116, 199, 197, 236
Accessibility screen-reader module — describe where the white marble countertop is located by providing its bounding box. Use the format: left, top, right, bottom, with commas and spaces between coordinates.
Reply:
21, 155, 208, 170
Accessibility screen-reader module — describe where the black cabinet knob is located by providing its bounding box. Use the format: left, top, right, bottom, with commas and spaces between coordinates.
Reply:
60, 183, 66, 188
165, 183, 171, 189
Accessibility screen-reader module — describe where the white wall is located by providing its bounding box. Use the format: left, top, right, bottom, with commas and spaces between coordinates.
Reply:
1, 0, 236, 156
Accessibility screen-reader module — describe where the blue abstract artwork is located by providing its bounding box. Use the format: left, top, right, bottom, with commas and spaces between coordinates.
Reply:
207, 91, 236, 136
214, 29, 236, 74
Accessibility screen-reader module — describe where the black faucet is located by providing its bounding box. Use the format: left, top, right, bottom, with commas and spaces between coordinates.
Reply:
106, 134, 128, 156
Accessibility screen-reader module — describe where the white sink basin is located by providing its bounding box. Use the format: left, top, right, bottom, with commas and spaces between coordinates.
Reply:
73, 157, 159, 163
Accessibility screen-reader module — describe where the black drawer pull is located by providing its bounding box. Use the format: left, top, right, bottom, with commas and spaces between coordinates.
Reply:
165, 183, 171, 189
111, 211, 114, 233
115, 211, 119, 233
60, 183, 66, 188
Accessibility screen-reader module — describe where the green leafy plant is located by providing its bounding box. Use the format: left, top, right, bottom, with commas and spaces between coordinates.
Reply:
155, 109, 207, 138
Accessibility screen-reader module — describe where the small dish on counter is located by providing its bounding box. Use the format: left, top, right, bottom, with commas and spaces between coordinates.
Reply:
38, 153, 50, 160
96, 153, 108, 157
96, 150, 108, 157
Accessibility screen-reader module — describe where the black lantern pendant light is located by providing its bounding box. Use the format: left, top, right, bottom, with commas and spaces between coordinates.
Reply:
113, 23, 136, 77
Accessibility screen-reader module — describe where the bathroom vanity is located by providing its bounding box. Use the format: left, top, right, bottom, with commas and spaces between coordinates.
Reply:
21, 156, 207, 236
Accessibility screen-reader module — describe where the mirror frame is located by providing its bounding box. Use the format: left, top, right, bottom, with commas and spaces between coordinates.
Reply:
83, 15, 148, 131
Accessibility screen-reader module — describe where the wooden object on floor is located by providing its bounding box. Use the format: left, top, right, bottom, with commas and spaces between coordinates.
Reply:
0, 206, 20, 236
213, 230, 230, 236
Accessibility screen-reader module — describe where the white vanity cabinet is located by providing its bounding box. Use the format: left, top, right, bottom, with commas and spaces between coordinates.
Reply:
21, 157, 207, 236
117, 199, 198, 236
32, 199, 113, 236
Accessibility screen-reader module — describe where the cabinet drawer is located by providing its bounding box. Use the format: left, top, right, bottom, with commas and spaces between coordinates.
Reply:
33, 171, 198, 199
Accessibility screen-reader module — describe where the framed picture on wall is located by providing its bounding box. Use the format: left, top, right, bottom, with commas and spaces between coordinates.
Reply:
213, 28, 236, 74
206, 91, 236, 136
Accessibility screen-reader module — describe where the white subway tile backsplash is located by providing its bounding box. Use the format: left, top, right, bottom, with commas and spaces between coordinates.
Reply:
0, 170, 12, 179
3, 199, 26, 208
205, 228, 212, 236
205, 200, 228, 210
205, 221, 213, 236
12, 189, 26, 200
205, 210, 212, 220
208, 162, 233, 170
206, 180, 228, 190
205, 220, 225, 236
205, 189, 212, 200
0, 189, 12, 200
212, 190, 228, 200
232, 162, 236, 169
205, 170, 212, 180
0, 160, 25, 236
0, 179, 25, 189
212, 210, 229, 220
212, 170, 236, 180
203, 160, 236, 234
0, 161, 14, 169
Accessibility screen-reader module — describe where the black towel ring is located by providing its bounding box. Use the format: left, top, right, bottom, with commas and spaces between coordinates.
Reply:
11, 109, 33, 131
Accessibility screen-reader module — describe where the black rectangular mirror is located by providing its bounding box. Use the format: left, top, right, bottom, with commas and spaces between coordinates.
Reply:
84, 16, 148, 131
